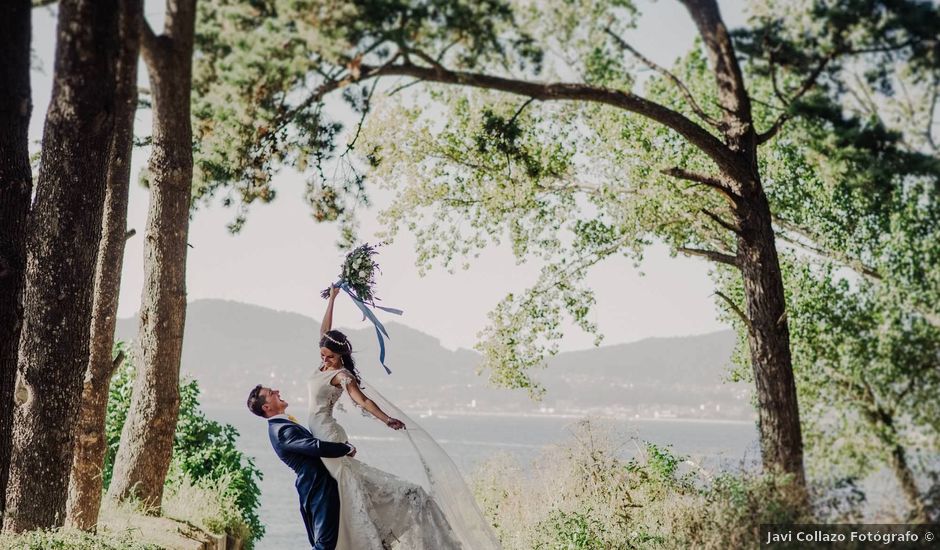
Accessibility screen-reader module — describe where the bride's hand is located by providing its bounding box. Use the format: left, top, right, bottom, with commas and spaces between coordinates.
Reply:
385, 418, 405, 430
328, 286, 340, 300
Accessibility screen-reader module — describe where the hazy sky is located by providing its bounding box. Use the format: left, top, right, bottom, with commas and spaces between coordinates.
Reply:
29, 0, 746, 352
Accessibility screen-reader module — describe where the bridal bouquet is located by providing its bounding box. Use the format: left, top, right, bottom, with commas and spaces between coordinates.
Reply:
321, 243, 383, 304
321, 243, 402, 373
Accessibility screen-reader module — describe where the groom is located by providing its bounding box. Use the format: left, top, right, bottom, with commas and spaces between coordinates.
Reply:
247, 385, 356, 550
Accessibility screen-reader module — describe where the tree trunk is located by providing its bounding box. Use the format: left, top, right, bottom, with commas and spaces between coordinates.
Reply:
864, 403, 927, 521
888, 438, 926, 521
0, 0, 33, 521
65, 0, 142, 530
108, 0, 195, 512
1, 0, 119, 533
681, 0, 806, 489
734, 176, 806, 487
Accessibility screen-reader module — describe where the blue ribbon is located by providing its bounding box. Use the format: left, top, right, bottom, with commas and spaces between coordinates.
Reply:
336, 282, 403, 374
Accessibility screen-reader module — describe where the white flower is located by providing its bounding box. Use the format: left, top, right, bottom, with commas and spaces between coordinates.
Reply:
358, 270, 366, 277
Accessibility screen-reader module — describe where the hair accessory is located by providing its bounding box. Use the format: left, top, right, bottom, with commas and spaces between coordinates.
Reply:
324, 332, 352, 350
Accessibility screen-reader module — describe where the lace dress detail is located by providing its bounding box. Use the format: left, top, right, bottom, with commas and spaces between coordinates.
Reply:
307, 368, 463, 550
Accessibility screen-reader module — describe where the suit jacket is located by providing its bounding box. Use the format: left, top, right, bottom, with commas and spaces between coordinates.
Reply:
268, 417, 350, 549
268, 417, 350, 496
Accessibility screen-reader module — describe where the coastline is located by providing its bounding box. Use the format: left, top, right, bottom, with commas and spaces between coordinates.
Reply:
399, 408, 756, 425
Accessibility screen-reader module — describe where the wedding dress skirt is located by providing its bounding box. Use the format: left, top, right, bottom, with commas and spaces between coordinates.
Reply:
307, 368, 466, 550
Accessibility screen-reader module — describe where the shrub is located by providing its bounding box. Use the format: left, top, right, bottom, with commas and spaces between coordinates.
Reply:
0, 528, 158, 550
171, 378, 264, 545
162, 471, 252, 543
472, 419, 810, 550
105, 344, 263, 547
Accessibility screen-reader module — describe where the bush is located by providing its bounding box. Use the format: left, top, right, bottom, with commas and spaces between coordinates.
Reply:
0, 528, 158, 550
162, 471, 252, 543
171, 378, 264, 545
105, 345, 263, 547
472, 420, 810, 550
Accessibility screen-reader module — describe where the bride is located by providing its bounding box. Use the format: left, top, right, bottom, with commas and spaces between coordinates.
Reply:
307, 287, 498, 550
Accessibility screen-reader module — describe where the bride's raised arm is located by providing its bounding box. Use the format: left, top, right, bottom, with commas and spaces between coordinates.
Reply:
333, 372, 405, 431
320, 286, 340, 337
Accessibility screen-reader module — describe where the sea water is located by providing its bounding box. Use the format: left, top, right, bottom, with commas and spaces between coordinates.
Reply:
206, 407, 759, 549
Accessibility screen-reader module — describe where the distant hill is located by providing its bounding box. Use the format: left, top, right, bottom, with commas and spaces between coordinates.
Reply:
116, 299, 753, 420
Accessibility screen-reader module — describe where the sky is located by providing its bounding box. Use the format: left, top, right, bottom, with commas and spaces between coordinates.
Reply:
28, 0, 747, 352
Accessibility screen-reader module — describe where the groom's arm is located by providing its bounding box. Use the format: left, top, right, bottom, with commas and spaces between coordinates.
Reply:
278, 424, 352, 459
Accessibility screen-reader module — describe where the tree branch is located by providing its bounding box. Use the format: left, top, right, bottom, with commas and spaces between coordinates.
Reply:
768, 52, 790, 106
163, 0, 196, 47
701, 208, 740, 234
359, 61, 734, 168
508, 97, 536, 126
662, 167, 738, 204
755, 115, 789, 145
926, 78, 939, 152
603, 27, 721, 129
139, 15, 160, 63
756, 55, 833, 145
679, 0, 752, 129
714, 290, 753, 334
677, 246, 739, 267
773, 217, 881, 279
773, 216, 940, 329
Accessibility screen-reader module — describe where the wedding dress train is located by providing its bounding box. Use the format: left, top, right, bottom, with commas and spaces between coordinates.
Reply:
307, 367, 499, 550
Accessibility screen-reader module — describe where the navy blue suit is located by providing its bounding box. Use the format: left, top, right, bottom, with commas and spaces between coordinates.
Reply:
267, 417, 351, 550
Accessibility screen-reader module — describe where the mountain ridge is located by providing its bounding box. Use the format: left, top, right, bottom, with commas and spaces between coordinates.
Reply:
115, 299, 753, 419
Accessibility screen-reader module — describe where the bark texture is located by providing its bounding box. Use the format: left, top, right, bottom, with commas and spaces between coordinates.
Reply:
107, 0, 195, 512
0, 0, 33, 521
682, 0, 805, 487
2, 0, 119, 533
65, 0, 143, 530
733, 182, 805, 486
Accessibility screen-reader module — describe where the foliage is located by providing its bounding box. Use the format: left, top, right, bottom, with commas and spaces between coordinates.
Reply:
104, 346, 263, 547
472, 420, 811, 549
716, 249, 940, 518
191, 0, 939, 392
103, 342, 135, 489
162, 472, 252, 543
170, 378, 264, 545
347, 1, 940, 516
319, 242, 384, 303
191, 0, 540, 241
722, 31, 939, 516
190, 0, 940, 511
0, 529, 158, 550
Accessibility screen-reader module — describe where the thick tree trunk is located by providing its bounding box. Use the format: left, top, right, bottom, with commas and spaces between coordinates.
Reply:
681, 0, 806, 489
0, 0, 33, 521
1, 0, 119, 533
65, 0, 142, 530
734, 178, 806, 487
108, 0, 195, 512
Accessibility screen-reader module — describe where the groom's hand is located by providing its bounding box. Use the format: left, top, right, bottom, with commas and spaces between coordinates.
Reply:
345, 443, 357, 458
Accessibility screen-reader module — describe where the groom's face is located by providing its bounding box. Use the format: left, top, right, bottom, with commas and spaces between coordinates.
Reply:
260, 387, 288, 417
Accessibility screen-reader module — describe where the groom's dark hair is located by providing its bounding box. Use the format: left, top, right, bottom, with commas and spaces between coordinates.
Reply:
247, 384, 267, 417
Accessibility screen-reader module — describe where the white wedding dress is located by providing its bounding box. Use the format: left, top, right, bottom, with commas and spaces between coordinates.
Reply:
307, 367, 498, 550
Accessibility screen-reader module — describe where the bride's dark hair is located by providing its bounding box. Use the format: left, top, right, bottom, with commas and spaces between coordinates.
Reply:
320, 329, 361, 384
